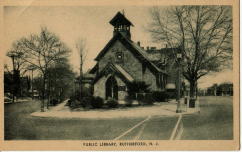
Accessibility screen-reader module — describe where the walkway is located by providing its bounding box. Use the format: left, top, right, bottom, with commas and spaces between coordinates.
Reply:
31, 99, 200, 119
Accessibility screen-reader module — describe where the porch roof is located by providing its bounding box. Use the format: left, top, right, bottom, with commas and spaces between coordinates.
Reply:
113, 64, 134, 82
93, 63, 134, 84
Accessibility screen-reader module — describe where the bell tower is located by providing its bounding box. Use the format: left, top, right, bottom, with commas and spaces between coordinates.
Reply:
109, 11, 134, 39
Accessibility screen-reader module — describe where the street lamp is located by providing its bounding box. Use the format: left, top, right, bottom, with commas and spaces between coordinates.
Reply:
176, 52, 182, 113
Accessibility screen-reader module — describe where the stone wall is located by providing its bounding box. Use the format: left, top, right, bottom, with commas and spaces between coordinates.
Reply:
95, 39, 161, 96
93, 75, 106, 98
143, 67, 158, 91
98, 40, 142, 80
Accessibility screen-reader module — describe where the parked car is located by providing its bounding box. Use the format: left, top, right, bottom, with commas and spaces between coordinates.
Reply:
4, 96, 12, 103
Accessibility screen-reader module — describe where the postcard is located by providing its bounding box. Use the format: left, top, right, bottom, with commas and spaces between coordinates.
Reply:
0, 0, 239, 150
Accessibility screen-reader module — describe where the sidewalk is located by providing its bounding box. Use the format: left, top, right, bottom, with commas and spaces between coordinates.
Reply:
31, 98, 200, 119
165, 98, 201, 115
49, 99, 69, 111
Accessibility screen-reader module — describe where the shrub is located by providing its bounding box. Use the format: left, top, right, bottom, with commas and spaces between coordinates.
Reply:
68, 91, 82, 108
81, 96, 93, 108
124, 96, 133, 107
81, 86, 93, 97
127, 81, 150, 99
166, 89, 176, 99
69, 90, 81, 101
138, 93, 154, 105
152, 91, 169, 102
50, 99, 59, 106
90, 96, 104, 109
106, 98, 119, 108
70, 99, 82, 109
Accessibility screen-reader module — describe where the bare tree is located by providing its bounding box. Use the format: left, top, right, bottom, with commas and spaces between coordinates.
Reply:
11, 27, 70, 111
47, 60, 76, 103
148, 6, 232, 99
75, 38, 87, 100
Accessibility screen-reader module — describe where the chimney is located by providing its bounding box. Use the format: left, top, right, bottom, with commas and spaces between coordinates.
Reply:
137, 41, 141, 46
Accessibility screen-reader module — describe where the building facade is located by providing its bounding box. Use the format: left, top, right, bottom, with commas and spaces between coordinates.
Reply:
89, 12, 177, 100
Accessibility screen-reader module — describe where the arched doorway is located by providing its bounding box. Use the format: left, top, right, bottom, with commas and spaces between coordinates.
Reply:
105, 76, 118, 100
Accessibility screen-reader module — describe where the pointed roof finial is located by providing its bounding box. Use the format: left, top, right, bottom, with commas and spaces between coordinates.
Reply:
122, 9, 125, 16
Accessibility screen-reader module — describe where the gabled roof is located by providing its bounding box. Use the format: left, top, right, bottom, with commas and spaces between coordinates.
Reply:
89, 63, 98, 74
114, 64, 134, 82
94, 32, 167, 75
93, 63, 134, 84
109, 12, 134, 26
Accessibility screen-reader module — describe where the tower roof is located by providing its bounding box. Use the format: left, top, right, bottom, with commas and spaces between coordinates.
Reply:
109, 11, 134, 26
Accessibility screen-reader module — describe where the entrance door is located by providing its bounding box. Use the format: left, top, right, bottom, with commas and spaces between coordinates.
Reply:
105, 76, 118, 100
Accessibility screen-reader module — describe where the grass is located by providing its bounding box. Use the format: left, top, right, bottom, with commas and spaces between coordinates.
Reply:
4, 100, 144, 140
5, 96, 233, 140
181, 96, 233, 140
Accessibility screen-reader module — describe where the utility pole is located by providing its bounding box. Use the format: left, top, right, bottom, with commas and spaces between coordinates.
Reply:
31, 68, 34, 100
176, 52, 182, 113
10, 54, 16, 103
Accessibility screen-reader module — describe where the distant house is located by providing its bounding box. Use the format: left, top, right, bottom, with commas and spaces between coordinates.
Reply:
205, 83, 233, 96
88, 11, 178, 100
4, 71, 31, 97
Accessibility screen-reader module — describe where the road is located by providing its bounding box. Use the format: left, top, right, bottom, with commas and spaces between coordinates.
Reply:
4, 96, 233, 140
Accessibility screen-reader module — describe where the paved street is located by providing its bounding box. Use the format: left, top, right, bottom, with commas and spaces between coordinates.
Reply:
4, 96, 233, 140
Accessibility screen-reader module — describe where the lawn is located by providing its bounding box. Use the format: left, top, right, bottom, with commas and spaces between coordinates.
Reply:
181, 96, 233, 140
5, 96, 232, 140
4, 100, 144, 140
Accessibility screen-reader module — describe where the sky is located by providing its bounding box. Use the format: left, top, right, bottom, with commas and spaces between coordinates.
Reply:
3, 6, 233, 89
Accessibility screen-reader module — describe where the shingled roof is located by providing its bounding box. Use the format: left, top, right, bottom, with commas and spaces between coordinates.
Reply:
109, 12, 134, 26
93, 63, 134, 84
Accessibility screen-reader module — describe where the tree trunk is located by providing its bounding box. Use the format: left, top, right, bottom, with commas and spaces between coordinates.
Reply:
31, 69, 34, 100
189, 79, 197, 108
41, 74, 46, 112
11, 57, 15, 103
189, 80, 196, 99
79, 61, 83, 102
47, 72, 50, 109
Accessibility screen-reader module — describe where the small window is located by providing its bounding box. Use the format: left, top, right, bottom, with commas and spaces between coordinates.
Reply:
116, 52, 123, 63
117, 54, 122, 59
